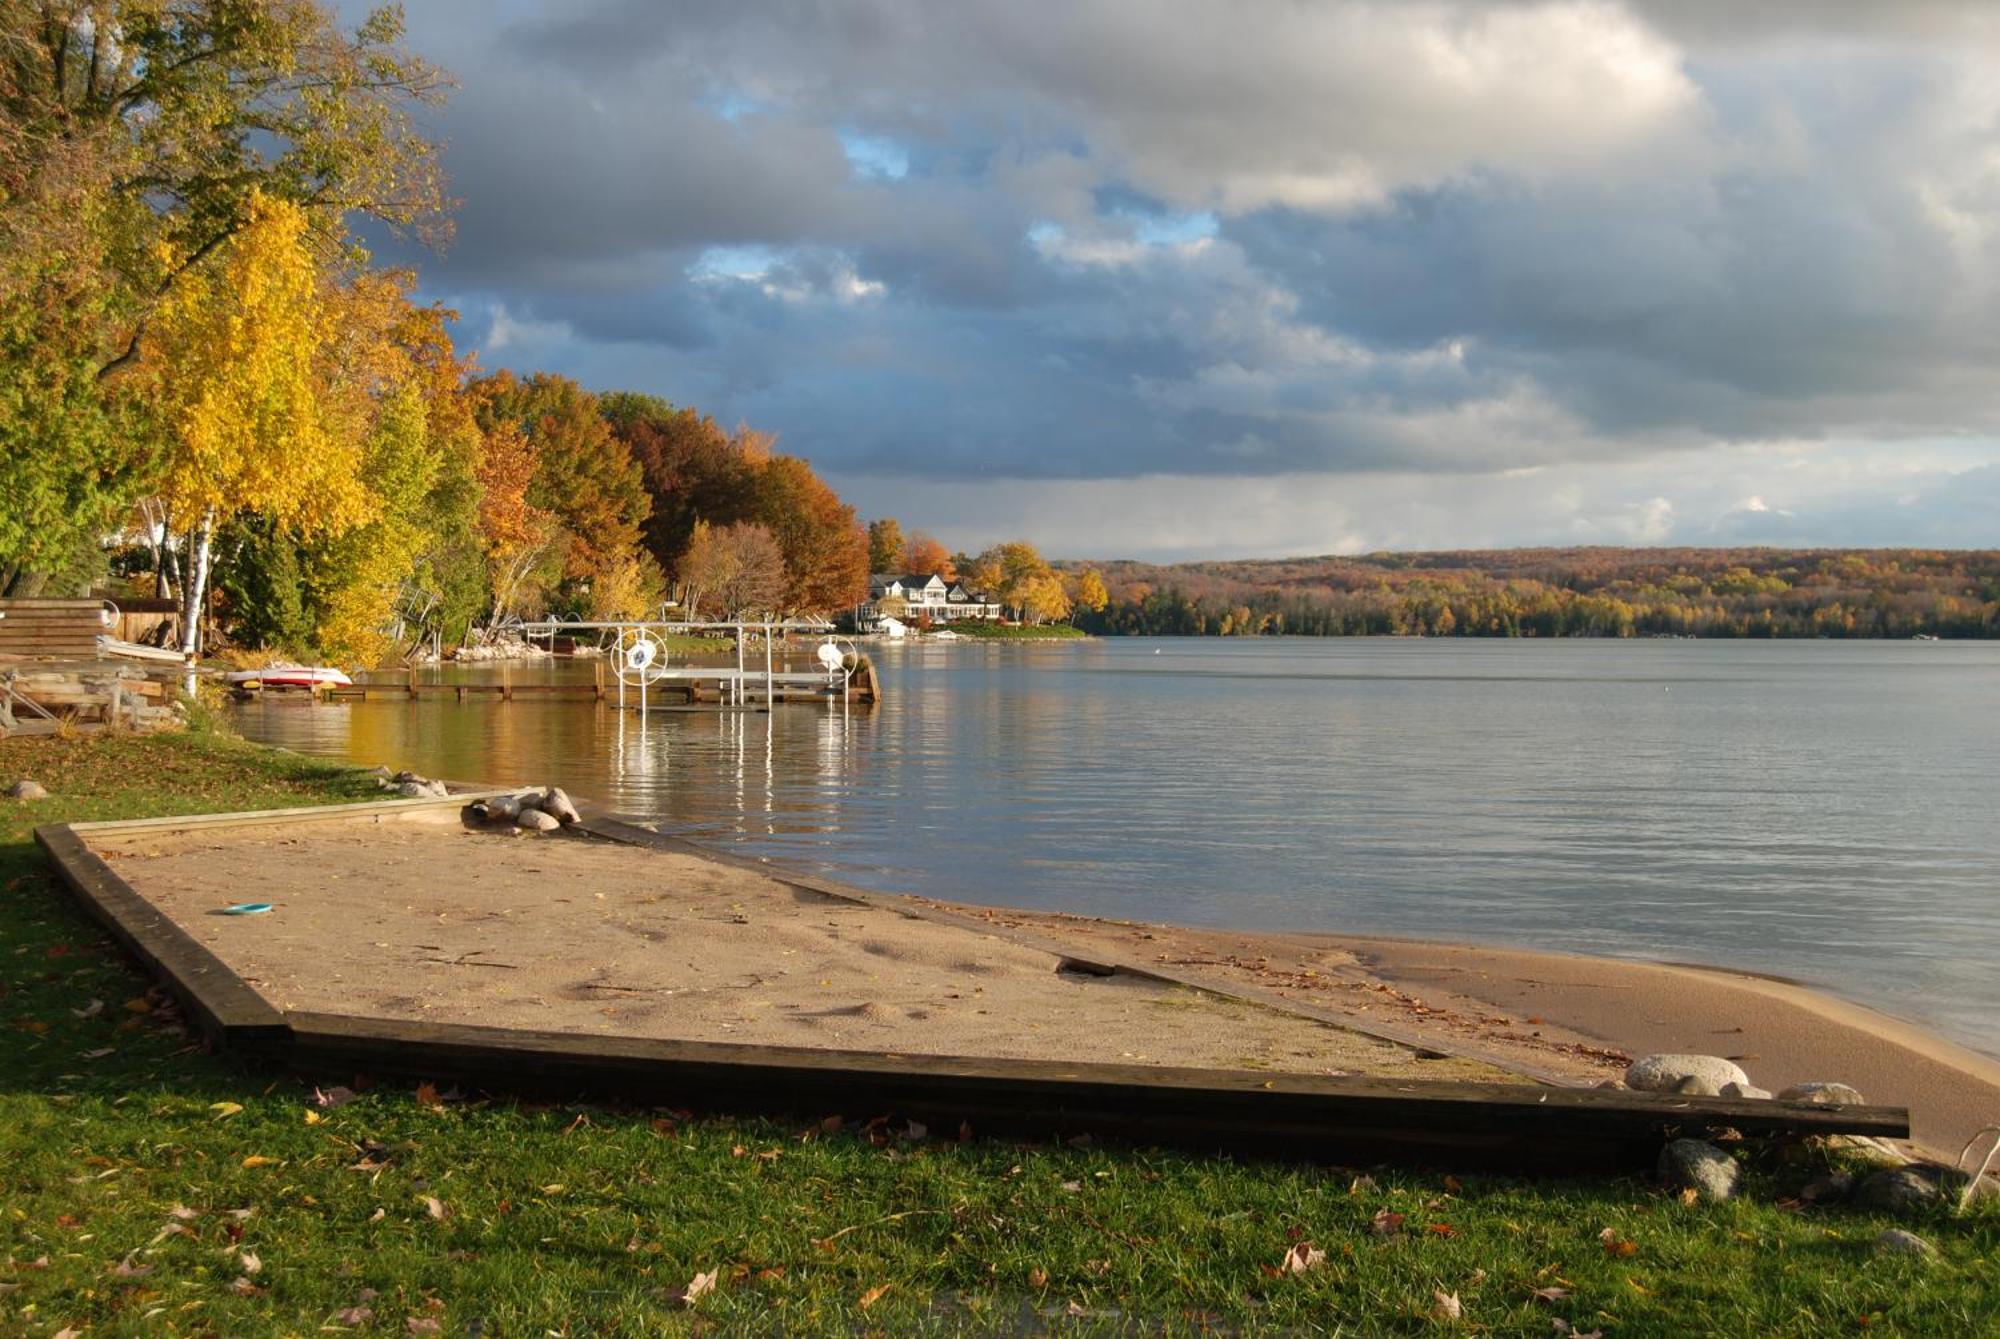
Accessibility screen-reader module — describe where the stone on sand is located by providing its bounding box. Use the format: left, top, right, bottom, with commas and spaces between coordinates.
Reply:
537, 785, 580, 825
1778, 1081, 1867, 1106
1721, 1081, 1773, 1099
1658, 1138, 1739, 1202
1626, 1054, 1750, 1094
485, 793, 522, 823
516, 808, 561, 832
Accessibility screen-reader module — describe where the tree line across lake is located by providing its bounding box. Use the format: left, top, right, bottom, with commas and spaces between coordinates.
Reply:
1072, 548, 2000, 639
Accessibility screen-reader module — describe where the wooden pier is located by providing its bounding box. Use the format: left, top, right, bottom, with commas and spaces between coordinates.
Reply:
319, 618, 881, 709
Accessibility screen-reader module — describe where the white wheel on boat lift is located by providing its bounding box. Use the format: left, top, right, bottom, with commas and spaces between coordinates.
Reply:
614, 628, 669, 687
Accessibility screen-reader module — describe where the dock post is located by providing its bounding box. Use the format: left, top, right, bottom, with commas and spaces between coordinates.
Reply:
764, 624, 774, 706
502, 662, 511, 701
408, 664, 418, 700
594, 659, 604, 701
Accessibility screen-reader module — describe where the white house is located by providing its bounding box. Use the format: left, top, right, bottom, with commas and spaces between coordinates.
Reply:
855, 572, 1004, 630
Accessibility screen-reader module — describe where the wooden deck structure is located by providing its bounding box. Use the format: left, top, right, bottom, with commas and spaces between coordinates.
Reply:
33, 795, 1911, 1171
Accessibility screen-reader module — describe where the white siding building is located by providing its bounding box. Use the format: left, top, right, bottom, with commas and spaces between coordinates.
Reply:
856, 573, 1004, 630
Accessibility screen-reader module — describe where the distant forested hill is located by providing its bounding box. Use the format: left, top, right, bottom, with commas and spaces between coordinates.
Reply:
1062, 548, 2000, 638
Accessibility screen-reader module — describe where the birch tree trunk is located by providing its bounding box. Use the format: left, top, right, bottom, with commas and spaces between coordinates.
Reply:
178, 509, 216, 656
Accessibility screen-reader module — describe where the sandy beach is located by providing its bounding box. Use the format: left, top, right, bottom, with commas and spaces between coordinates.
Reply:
85, 803, 2000, 1168
969, 906, 2000, 1165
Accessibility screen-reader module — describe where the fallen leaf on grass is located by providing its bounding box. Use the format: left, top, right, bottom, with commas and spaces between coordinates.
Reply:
124, 997, 151, 1014
304, 1110, 322, 1125
859, 1283, 891, 1309
334, 1305, 374, 1326
1627, 1278, 1652, 1296
368, 1208, 386, 1222
167, 1205, 199, 1221
209, 1102, 243, 1119
110, 1256, 154, 1278
1427, 1223, 1457, 1238
414, 1082, 444, 1109
422, 1196, 448, 1221
679, 1268, 718, 1306
1371, 1210, 1406, 1237
1280, 1243, 1325, 1274
1348, 1175, 1377, 1195
314, 1085, 356, 1109
81, 1047, 115, 1059
228, 1276, 264, 1296
71, 999, 103, 1019
1598, 1228, 1637, 1257
238, 1249, 261, 1275
1534, 1286, 1571, 1303
1029, 1267, 1048, 1289
1431, 1290, 1463, 1321
1551, 1322, 1604, 1338
1060, 1180, 1083, 1193
406, 1319, 441, 1334
241, 1155, 279, 1169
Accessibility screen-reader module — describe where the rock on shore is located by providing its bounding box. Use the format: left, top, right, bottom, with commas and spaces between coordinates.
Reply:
1626, 1054, 1751, 1093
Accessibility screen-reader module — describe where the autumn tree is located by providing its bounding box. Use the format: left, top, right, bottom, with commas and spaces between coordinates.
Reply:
680, 520, 788, 619
606, 397, 764, 580
0, 1, 449, 595
751, 456, 870, 614
1072, 568, 1110, 616
472, 372, 656, 611
901, 534, 954, 579
475, 420, 558, 625
868, 518, 905, 574
141, 194, 371, 654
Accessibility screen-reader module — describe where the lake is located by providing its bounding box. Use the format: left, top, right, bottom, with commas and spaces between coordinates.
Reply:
227, 637, 2000, 1058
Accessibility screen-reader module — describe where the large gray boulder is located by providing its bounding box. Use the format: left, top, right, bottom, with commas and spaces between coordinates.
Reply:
1626, 1054, 1751, 1094
485, 793, 523, 823
395, 779, 449, 800
1777, 1081, 1867, 1106
516, 808, 561, 832
1659, 1138, 1740, 1202
6, 779, 48, 802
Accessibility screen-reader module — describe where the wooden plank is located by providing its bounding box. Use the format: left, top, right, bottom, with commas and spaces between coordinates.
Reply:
279, 1010, 1908, 1168
33, 824, 288, 1047
64, 791, 519, 841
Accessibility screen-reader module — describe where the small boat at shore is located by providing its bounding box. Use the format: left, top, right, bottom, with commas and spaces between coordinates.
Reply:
223, 666, 353, 690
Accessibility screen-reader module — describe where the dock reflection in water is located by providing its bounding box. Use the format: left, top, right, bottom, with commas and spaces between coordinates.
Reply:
228, 637, 2000, 1058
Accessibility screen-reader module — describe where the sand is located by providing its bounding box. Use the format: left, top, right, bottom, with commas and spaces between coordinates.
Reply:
964, 908, 2000, 1164
87, 813, 1509, 1083
85, 805, 2000, 1167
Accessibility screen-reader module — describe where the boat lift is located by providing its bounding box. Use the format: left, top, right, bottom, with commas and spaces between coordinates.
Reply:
513, 616, 878, 713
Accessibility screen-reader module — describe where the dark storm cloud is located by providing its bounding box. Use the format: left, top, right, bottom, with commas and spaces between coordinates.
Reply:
342, 0, 2000, 545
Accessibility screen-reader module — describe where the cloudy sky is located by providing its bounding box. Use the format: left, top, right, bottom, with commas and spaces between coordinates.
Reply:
365, 0, 2000, 559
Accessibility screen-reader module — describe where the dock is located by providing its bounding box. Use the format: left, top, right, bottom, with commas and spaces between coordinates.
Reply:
320, 618, 880, 709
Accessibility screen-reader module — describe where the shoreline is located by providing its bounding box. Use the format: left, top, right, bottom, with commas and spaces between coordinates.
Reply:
936, 901, 2000, 1165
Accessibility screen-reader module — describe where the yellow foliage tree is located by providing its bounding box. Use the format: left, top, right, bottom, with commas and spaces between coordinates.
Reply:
144, 194, 371, 653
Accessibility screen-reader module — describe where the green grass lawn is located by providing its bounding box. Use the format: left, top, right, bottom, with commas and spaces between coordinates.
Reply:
1, 733, 1994, 1335
938, 622, 1089, 640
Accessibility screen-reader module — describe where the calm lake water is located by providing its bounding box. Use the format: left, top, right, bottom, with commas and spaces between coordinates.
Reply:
227, 638, 2000, 1057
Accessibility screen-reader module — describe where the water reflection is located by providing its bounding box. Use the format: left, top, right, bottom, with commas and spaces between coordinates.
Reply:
229, 638, 2000, 1056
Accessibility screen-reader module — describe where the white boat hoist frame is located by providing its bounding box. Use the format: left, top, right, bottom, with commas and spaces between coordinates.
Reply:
512, 616, 869, 714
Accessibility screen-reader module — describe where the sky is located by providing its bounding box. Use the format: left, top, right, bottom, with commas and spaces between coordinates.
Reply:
360, 0, 2000, 560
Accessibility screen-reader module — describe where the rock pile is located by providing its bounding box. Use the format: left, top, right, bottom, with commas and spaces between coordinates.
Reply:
462, 785, 580, 834
1620, 1051, 1976, 1225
